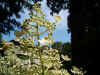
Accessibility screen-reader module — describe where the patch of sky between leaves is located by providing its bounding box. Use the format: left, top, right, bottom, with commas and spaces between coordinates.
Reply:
3, 0, 71, 43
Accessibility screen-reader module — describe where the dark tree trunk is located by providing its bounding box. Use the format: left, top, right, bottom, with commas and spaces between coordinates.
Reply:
68, 0, 99, 74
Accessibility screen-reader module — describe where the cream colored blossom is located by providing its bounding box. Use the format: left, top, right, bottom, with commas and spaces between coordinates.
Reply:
61, 55, 71, 61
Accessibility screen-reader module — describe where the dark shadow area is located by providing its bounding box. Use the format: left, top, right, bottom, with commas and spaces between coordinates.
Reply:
68, 0, 98, 74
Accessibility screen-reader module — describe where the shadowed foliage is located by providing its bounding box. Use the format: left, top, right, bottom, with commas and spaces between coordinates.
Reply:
51, 42, 71, 57
47, 0, 68, 15
52, 42, 63, 53
0, 0, 25, 34
0, 0, 42, 42
68, 0, 98, 74
62, 42, 71, 57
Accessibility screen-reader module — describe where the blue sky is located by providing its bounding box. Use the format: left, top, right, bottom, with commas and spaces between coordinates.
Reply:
3, 0, 71, 43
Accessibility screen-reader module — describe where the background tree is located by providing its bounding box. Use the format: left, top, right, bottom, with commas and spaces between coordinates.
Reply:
47, 0, 68, 15
51, 42, 71, 58
62, 42, 71, 57
0, 0, 42, 42
52, 42, 63, 53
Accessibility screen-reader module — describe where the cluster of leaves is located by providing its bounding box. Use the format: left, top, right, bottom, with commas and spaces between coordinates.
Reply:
0, 3, 86, 75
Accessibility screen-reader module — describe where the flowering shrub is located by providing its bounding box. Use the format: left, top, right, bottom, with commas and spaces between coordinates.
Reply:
0, 3, 86, 75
